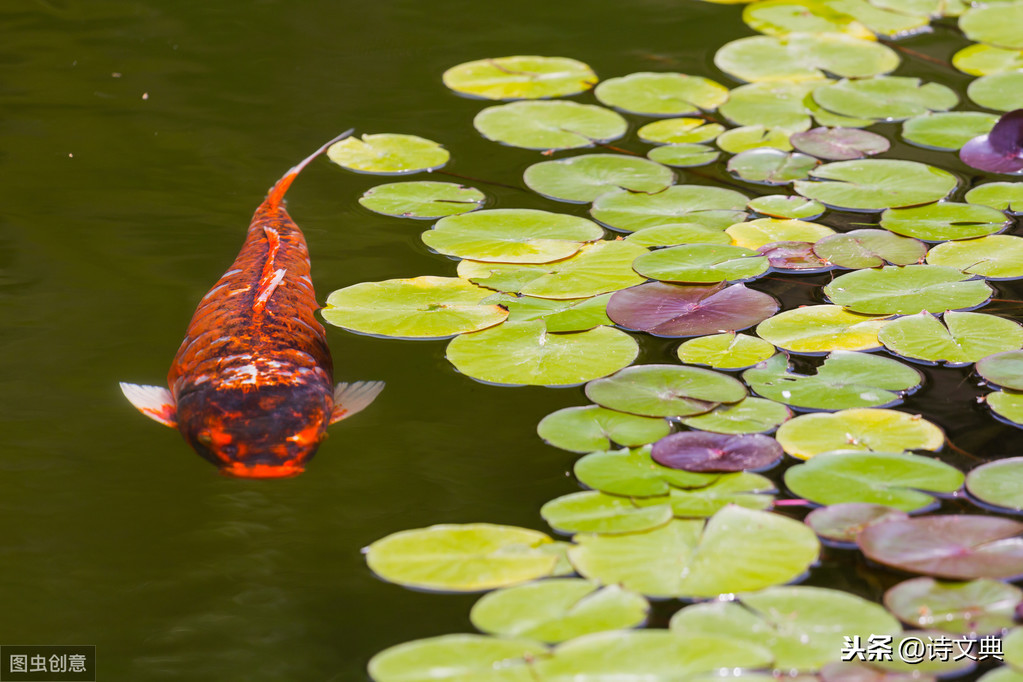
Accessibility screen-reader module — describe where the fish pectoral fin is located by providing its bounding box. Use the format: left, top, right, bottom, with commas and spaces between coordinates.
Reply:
330, 380, 385, 424
119, 382, 178, 428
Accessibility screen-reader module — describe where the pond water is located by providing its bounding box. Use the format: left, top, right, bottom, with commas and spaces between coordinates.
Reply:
4, 0, 1023, 680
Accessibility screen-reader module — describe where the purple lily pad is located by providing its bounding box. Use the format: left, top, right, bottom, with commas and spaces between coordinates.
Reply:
960, 109, 1023, 173
758, 241, 832, 272
650, 431, 784, 472
858, 515, 1023, 580
606, 281, 779, 338
805, 503, 910, 546
791, 127, 890, 161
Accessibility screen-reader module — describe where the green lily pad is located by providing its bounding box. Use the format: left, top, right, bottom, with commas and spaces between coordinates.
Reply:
676, 332, 777, 370
926, 235, 1023, 280
365, 523, 558, 592
790, 126, 890, 160
713, 33, 899, 83
978, 350, 1023, 390
743, 351, 923, 410
811, 77, 958, 122
442, 55, 598, 100
719, 81, 816, 133
727, 218, 834, 249
632, 244, 770, 284
638, 471, 776, 517
670, 586, 902, 672
784, 451, 964, 511
813, 229, 927, 269
624, 222, 733, 248
953, 43, 1023, 76
749, 194, 826, 219
678, 397, 792, 434
775, 408, 944, 459
966, 182, 1023, 213
979, 668, 1023, 682
537, 405, 671, 453
794, 159, 957, 211
322, 276, 509, 339
647, 144, 721, 167
960, 1, 1023, 50
585, 364, 747, 418
637, 118, 725, 144
573, 446, 720, 497
594, 72, 729, 116
727, 148, 819, 185
483, 292, 613, 332
368, 634, 546, 682
717, 125, 795, 153
523, 154, 674, 203
742, 0, 875, 39
990, 390, 1023, 427
568, 506, 820, 598
879, 311, 1023, 366
884, 577, 1022, 635
902, 112, 999, 151
804, 502, 910, 545
541, 491, 674, 535
358, 181, 485, 219
474, 100, 628, 151
327, 133, 450, 174
756, 305, 888, 353
446, 320, 639, 387
825, 0, 931, 37
590, 185, 749, 232
966, 457, 1023, 510
423, 209, 604, 263
469, 580, 649, 643
823, 265, 993, 315
880, 202, 1009, 242
968, 71, 1023, 112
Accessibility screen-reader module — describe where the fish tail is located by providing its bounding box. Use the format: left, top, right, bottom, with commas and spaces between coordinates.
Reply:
264, 129, 355, 211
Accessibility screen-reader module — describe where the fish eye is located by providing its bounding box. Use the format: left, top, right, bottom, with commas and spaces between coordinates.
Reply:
197, 432, 213, 446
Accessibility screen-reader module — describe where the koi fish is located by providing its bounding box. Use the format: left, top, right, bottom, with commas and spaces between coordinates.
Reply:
120, 132, 383, 478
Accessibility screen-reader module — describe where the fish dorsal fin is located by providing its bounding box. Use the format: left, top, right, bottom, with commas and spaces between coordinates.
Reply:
120, 382, 177, 428
264, 129, 356, 211
253, 267, 286, 313
330, 380, 385, 424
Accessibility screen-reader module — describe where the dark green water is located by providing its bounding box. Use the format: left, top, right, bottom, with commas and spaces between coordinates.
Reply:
3, 1, 1023, 680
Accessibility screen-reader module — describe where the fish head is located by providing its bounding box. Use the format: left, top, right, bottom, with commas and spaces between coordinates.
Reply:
176, 384, 331, 478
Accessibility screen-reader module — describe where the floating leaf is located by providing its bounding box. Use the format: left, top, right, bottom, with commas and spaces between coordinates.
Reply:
960, 1, 1023, 50
568, 507, 819, 598
804, 503, 909, 545
824, 265, 992, 315
474, 100, 627, 151
727, 148, 819, 185
606, 282, 779, 337
594, 72, 729, 116
727, 218, 835, 249
953, 43, 1023, 77
926, 235, 1023, 280
624, 222, 733, 248
677, 333, 777, 370
591, 185, 749, 232
966, 182, 1023, 213
585, 364, 747, 418
969, 72, 1023, 112
523, 154, 673, 204
632, 244, 770, 284
642, 471, 776, 516
758, 241, 831, 271
368, 634, 546, 682
327, 133, 450, 174
423, 209, 604, 263
743, 351, 923, 410
647, 144, 721, 167
358, 181, 485, 219
879, 311, 1023, 366
775, 408, 944, 459
322, 276, 508, 339
742, 0, 875, 39
794, 159, 957, 211
469, 580, 649, 643
485, 292, 613, 332
825, 0, 931, 37
880, 202, 1009, 242
884, 577, 1022, 636
901, 112, 999, 151
990, 390, 1023, 428
719, 81, 816, 133
446, 321, 639, 386
960, 110, 1023, 174
978, 350, 1023, 391
979, 668, 1023, 682
717, 125, 795, 153
365, 523, 557, 592
442, 55, 597, 100
811, 77, 957, 122
784, 451, 964, 511
858, 515, 1023, 580
541, 491, 674, 535
966, 457, 1023, 511
574, 446, 719, 497
791, 126, 890, 160
678, 397, 792, 434
873, 630, 977, 676
749, 194, 826, 219
756, 305, 888, 353
651, 431, 784, 471
537, 405, 671, 453
813, 229, 927, 269
713, 33, 899, 83
638, 118, 725, 144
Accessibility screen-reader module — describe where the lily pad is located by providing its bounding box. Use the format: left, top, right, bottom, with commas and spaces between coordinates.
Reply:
953, 43, 1023, 77
719, 81, 816, 133
902, 112, 999, 151
966, 182, 1023, 213
824, 265, 992, 315
824, 0, 931, 37
474, 100, 628, 151
446, 320, 639, 386
442, 55, 598, 100
423, 209, 604, 263
585, 364, 747, 418
811, 77, 957, 122
638, 118, 725, 144
523, 154, 674, 204
469, 580, 649, 643
880, 202, 1009, 242
713, 33, 899, 83
758, 241, 832, 272
960, 1, 1023, 50
358, 181, 485, 219
624, 222, 733, 248
775, 408, 944, 459
327, 133, 450, 174
858, 515, 1023, 580
804, 503, 910, 545
594, 72, 729, 116
365, 523, 558, 592
573, 446, 719, 497
969, 72, 1023, 113
590, 185, 749, 232
727, 218, 835, 249
676, 333, 778, 370
966, 457, 1023, 511
813, 229, 927, 269
632, 244, 770, 284
322, 276, 509, 339
884, 577, 1022, 636
791, 126, 890, 160
541, 491, 674, 535
990, 390, 1023, 428
568, 506, 819, 598
368, 634, 546, 682
727, 148, 819, 185
794, 159, 958, 211
717, 125, 795, 153
756, 305, 888, 353
926, 235, 1023, 280
484, 292, 613, 332
641, 471, 776, 517
606, 281, 779, 337
978, 350, 1023, 391
537, 405, 672, 453
678, 397, 792, 434
742, 0, 875, 39
878, 311, 1023, 366
749, 194, 826, 219
783, 451, 964, 511
651, 431, 784, 471
743, 351, 923, 410
647, 144, 721, 167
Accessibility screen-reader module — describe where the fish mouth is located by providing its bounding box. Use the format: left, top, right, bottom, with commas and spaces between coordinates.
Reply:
219, 462, 305, 479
